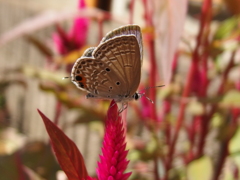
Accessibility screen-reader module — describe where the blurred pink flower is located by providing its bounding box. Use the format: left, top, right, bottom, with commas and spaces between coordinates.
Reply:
140, 95, 151, 119
53, 0, 89, 55
97, 101, 132, 180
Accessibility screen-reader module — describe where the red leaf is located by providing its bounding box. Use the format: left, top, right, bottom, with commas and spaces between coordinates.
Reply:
37, 109, 88, 180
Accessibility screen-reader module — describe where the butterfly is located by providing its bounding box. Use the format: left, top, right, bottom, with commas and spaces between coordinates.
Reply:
71, 25, 143, 108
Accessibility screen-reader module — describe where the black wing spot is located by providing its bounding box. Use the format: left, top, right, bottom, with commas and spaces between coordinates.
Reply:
116, 81, 120, 85
76, 75, 83, 81
105, 68, 110, 72
109, 86, 113, 89
79, 82, 84, 88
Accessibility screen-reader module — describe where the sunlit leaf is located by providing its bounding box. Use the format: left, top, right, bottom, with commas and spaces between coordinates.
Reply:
187, 156, 213, 180
221, 166, 234, 180
186, 100, 204, 115
38, 110, 89, 180
21, 66, 68, 85
213, 16, 239, 40
229, 127, 240, 154
211, 113, 223, 128
229, 128, 240, 180
221, 90, 240, 108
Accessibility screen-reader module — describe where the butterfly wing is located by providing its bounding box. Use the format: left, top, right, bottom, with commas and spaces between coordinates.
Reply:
93, 35, 141, 98
101, 25, 143, 64
71, 25, 142, 100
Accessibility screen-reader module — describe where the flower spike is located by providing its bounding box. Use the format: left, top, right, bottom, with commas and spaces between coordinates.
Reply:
97, 100, 132, 180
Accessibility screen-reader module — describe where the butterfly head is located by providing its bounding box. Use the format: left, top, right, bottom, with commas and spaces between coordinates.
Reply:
133, 93, 141, 100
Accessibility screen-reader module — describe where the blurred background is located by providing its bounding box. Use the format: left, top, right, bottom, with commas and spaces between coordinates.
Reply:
0, 0, 240, 179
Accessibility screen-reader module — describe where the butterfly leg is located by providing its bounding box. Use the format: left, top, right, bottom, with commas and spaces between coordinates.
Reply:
118, 103, 128, 114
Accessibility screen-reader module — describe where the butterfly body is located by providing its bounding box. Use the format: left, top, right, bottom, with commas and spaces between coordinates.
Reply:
71, 25, 143, 103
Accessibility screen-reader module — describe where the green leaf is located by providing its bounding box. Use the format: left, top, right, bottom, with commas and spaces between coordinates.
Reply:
187, 156, 213, 180
211, 113, 223, 127
21, 66, 68, 85
221, 90, 240, 108
214, 16, 239, 40
186, 100, 204, 115
229, 126, 240, 154
222, 166, 234, 180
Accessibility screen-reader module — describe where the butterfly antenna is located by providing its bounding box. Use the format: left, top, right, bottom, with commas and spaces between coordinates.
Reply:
141, 93, 154, 103
139, 85, 165, 103
140, 85, 165, 93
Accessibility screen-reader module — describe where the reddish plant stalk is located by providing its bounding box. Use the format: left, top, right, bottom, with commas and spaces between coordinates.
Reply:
53, 100, 62, 125
164, 0, 212, 176
234, 164, 239, 180
212, 110, 238, 180
142, 0, 157, 121
212, 136, 229, 180
141, 1, 159, 179
186, 116, 200, 163
148, 39, 158, 121
164, 60, 197, 175
197, 50, 236, 157
15, 151, 25, 180
163, 100, 172, 146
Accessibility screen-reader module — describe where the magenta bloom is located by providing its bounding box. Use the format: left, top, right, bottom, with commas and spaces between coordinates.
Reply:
53, 0, 89, 55
97, 101, 132, 180
38, 100, 131, 180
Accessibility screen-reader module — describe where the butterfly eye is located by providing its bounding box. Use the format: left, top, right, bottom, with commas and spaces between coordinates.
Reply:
134, 93, 140, 100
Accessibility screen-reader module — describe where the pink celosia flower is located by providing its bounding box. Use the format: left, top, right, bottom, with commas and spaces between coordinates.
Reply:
96, 100, 132, 180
